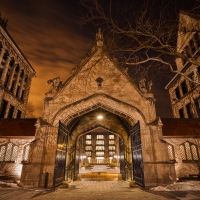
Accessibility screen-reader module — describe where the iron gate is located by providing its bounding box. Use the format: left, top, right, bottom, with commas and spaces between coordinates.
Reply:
53, 121, 68, 187
119, 138, 126, 180
130, 121, 144, 187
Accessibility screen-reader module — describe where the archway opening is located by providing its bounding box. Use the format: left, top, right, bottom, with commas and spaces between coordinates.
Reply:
76, 127, 122, 181
65, 108, 132, 182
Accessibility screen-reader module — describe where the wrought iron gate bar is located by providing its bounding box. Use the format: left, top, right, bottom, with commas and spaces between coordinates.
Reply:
130, 121, 145, 187
53, 121, 68, 187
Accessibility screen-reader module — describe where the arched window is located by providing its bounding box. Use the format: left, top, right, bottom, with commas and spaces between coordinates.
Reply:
180, 141, 199, 161
0, 142, 18, 162
23, 145, 30, 162
167, 144, 175, 160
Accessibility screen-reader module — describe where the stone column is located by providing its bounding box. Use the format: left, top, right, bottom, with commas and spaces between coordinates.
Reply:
4, 101, 10, 118
141, 124, 176, 187
23, 78, 32, 104
1, 56, 11, 84
18, 75, 26, 101
7, 64, 17, 90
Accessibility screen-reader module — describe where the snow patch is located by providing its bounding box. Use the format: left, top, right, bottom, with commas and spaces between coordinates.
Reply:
151, 182, 200, 191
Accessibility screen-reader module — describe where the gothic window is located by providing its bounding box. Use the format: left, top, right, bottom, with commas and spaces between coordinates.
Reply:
96, 151, 104, 157
109, 135, 115, 139
85, 140, 91, 145
16, 85, 20, 98
109, 146, 115, 150
184, 45, 192, 58
0, 99, 8, 118
97, 135, 104, 139
85, 146, 92, 151
9, 58, 14, 67
96, 146, 105, 151
180, 142, 199, 161
0, 66, 3, 79
20, 70, 24, 78
4, 73, 10, 88
96, 140, 104, 145
178, 108, 184, 118
20, 90, 25, 101
109, 140, 115, 145
188, 72, 195, 89
23, 145, 30, 162
10, 80, 15, 93
189, 39, 196, 54
186, 103, 193, 118
195, 98, 200, 118
0, 142, 18, 162
7, 104, 14, 118
167, 144, 175, 160
181, 80, 188, 96
16, 110, 22, 119
86, 135, 91, 140
175, 87, 181, 99
1, 51, 9, 65
194, 32, 200, 49
109, 151, 115, 156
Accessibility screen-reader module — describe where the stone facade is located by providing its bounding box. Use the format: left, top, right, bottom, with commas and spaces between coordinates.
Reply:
166, 11, 200, 118
0, 15, 36, 119
0, 118, 37, 179
20, 29, 176, 188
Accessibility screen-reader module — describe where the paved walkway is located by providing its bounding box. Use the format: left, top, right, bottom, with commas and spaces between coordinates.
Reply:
1, 180, 200, 200
33, 180, 170, 200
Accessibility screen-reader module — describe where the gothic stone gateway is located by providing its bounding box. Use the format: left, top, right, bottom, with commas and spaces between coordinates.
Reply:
20, 29, 176, 188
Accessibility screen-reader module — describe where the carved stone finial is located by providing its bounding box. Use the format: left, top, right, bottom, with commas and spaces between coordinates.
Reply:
45, 77, 62, 97
0, 15, 8, 29
96, 28, 103, 47
139, 79, 153, 93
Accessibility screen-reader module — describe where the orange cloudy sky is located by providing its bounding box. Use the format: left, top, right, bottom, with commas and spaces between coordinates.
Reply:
0, 0, 96, 117
0, 0, 177, 118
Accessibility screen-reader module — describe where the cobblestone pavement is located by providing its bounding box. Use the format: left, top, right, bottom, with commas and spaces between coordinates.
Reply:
1, 180, 200, 200
0, 187, 45, 200
33, 180, 170, 200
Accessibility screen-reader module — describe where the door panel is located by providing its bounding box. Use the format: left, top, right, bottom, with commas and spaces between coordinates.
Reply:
53, 121, 68, 187
130, 121, 144, 187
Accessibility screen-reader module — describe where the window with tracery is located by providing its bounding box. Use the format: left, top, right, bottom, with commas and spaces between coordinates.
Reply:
23, 145, 30, 162
0, 142, 18, 162
167, 144, 175, 160
180, 142, 199, 161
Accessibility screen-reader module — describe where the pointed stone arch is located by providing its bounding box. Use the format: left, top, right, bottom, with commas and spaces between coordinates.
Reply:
52, 93, 146, 128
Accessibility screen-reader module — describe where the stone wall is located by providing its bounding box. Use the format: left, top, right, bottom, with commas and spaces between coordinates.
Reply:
0, 137, 34, 179
164, 137, 200, 178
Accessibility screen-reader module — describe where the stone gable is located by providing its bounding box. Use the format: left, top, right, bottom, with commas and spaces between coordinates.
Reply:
44, 47, 155, 124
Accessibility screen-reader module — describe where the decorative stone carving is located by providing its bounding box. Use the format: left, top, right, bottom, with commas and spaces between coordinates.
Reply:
96, 28, 103, 47
139, 79, 153, 93
45, 77, 62, 97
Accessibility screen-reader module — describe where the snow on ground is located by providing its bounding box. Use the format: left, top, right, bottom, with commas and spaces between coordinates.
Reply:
151, 181, 200, 191
0, 181, 20, 188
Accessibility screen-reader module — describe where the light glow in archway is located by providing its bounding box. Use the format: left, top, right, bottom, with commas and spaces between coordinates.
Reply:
97, 115, 103, 120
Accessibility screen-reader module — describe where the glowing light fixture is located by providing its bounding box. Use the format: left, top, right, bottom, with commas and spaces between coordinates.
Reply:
97, 115, 103, 120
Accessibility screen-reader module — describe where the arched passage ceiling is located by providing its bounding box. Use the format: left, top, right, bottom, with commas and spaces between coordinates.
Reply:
68, 109, 130, 144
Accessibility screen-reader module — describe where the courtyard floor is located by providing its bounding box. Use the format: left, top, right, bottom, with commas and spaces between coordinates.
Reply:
1, 165, 200, 199
1, 179, 200, 200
